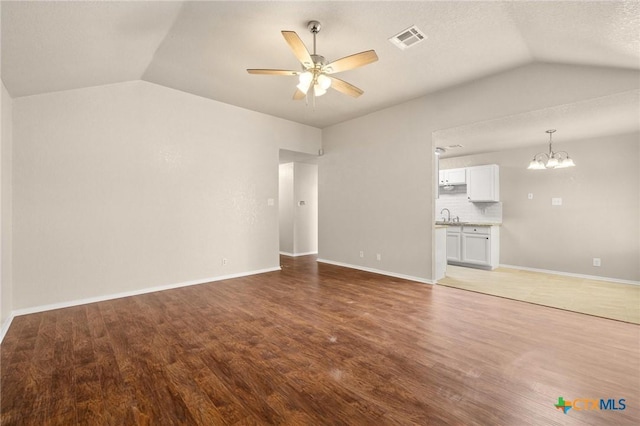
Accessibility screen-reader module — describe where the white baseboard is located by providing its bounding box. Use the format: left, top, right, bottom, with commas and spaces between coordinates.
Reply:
499, 264, 640, 286
0, 314, 15, 344
279, 251, 318, 257
7, 266, 282, 328
316, 258, 433, 285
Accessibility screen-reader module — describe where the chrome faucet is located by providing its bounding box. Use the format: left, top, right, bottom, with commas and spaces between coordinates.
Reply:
440, 208, 451, 222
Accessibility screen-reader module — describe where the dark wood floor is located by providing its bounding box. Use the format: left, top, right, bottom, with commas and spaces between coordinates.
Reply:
2, 255, 639, 425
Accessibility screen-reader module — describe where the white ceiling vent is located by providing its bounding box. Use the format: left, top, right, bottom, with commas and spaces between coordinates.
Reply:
389, 25, 427, 50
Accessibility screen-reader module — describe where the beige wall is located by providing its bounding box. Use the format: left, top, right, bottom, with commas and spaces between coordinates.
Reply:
0, 0, 12, 333
440, 132, 640, 282
5, 62, 640, 319
279, 162, 318, 256
320, 98, 434, 279
319, 63, 640, 282
1, 82, 13, 330
12, 80, 320, 311
279, 163, 294, 254
293, 162, 318, 255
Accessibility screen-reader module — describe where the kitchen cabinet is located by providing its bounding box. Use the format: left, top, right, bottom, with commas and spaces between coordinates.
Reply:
439, 168, 466, 186
446, 225, 499, 269
467, 164, 499, 202
446, 226, 462, 261
435, 227, 447, 281
461, 227, 491, 266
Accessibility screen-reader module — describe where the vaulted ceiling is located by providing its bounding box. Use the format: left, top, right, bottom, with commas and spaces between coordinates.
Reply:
2, 1, 639, 129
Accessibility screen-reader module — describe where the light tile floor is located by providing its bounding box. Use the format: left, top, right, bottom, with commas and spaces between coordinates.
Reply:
438, 266, 640, 324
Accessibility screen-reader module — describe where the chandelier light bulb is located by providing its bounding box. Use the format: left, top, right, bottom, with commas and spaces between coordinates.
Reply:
546, 156, 558, 168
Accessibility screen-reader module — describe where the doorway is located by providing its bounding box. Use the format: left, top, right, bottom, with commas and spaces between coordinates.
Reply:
278, 149, 318, 257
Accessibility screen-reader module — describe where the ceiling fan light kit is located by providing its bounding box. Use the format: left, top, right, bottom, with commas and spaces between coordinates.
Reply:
247, 20, 378, 102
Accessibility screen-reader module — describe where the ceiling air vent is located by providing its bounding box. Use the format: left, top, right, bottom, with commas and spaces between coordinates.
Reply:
389, 25, 427, 50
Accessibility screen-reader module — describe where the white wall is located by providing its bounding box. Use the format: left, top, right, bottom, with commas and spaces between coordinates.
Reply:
6, 62, 640, 317
293, 162, 318, 255
440, 132, 640, 282
320, 99, 433, 280
279, 163, 294, 254
319, 63, 640, 282
12, 80, 320, 311
0, 0, 12, 335
279, 162, 318, 256
1, 82, 13, 332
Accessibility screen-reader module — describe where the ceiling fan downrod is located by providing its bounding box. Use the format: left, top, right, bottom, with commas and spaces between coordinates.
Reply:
307, 20, 321, 55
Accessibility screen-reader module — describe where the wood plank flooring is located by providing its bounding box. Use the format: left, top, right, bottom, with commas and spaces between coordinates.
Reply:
439, 265, 640, 324
2, 255, 639, 425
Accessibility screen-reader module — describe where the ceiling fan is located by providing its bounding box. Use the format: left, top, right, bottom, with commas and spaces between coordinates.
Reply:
247, 20, 378, 100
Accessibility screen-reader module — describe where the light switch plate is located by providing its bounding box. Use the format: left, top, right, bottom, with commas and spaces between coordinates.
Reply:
552, 197, 562, 206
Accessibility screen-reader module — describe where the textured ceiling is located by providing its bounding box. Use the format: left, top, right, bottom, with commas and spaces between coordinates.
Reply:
1, 1, 183, 96
434, 90, 640, 158
2, 1, 639, 129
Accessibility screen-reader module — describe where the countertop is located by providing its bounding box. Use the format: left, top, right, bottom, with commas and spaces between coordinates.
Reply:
434, 222, 501, 227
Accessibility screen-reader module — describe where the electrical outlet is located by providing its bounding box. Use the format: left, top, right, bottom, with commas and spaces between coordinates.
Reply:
359, 251, 364, 258
593, 258, 601, 267
222, 257, 228, 266
552, 197, 562, 206
376, 253, 381, 261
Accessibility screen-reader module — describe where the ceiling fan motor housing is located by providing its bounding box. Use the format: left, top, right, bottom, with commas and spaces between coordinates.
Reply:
310, 54, 327, 67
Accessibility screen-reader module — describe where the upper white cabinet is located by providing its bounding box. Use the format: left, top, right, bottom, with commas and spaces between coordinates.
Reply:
439, 168, 466, 185
467, 165, 499, 202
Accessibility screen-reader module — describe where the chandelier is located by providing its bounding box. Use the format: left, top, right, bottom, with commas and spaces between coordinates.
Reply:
527, 129, 575, 170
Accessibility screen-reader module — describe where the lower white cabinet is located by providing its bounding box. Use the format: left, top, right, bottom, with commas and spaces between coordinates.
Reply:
462, 233, 490, 265
446, 226, 462, 261
435, 227, 447, 281
446, 225, 499, 269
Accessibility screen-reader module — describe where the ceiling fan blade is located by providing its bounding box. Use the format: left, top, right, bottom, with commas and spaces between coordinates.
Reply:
293, 89, 307, 100
281, 31, 314, 68
325, 50, 378, 74
247, 69, 299, 75
328, 76, 364, 98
